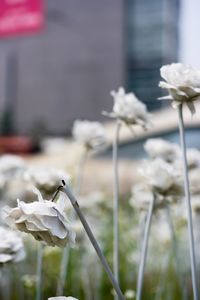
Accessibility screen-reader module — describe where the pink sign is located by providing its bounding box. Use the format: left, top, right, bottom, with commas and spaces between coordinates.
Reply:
0, 0, 44, 37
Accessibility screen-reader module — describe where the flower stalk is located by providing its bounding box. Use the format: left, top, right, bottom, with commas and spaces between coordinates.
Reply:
36, 243, 43, 300
136, 194, 155, 300
178, 104, 199, 300
60, 183, 125, 300
113, 121, 121, 296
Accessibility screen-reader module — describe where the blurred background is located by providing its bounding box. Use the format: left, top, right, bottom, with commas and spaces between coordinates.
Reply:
1, 1, 200, 300
0, 0, 200, 138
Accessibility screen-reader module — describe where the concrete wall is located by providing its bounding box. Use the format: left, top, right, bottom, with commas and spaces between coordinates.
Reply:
0, 0, 124, 135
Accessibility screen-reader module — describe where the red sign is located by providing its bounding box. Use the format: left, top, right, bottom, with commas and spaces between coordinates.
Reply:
0, 0, 44, 37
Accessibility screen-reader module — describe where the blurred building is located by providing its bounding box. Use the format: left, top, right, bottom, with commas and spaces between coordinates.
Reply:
0, 0, 182, 135
125, 0, 179, 110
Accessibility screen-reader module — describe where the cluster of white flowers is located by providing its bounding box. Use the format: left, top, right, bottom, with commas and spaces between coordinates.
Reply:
104, 87, 149, 128
3, 187, 75, 248
159, 63, 200, 113
23, 166, 70, 194
72, 120, 107, 151
0, 226, 25, 264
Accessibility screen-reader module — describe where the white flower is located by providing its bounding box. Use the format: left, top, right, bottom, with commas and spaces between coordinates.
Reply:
3, 188, 75, 248
159, 63, 200, 113
141, 158, 182, 192
144, 138, 180, 162
103, 87, 149, 128
23, 166, 70, 194
72, 120, 107, 151
138, 158, 183, 205
0, 226, 25, 264
48, 297, 78, 300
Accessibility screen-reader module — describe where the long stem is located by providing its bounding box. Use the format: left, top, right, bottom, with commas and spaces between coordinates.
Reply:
36, 243, 43, 300
136, 195, 155, 300
56, 149, 88, 296
178, 105, 199, 300
154, 250, 171, 300
166, 206, 185, 291
61, 184, 125, 300
113, 121, 121, 297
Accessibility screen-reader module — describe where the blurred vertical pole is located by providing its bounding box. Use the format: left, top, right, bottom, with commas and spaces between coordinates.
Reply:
2, 47, 18, 135
113, 122, 121, 300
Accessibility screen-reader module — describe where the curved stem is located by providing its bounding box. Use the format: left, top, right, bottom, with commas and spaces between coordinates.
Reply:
61, 184, 125, 300
178, 105, 199, 300
136, 195, 155, 300
113, 121, 121, 299
56, 149, 88, 296
36, 243, 43, 300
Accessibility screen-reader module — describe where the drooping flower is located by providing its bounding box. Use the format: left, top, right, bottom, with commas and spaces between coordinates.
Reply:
48, 297, 78, 300
23, 166, 70, 194
72, 120, 107, 151
3, 187, 75, 248
144, 138, 180, 162
159, 63, 200, 113
0, 226, 25, 265
103, 87, 149, 128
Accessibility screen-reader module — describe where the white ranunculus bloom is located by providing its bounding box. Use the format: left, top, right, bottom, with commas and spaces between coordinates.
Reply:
103, 87, 149, 128
0, 226, 25, 264
23, 166, 70, 194
139, 158, 183, 205
48, 297, 78, 300
159, 63, 200, 113
3, 188, 75, 248
144, 138, 180, 162
72, 120, 107, 151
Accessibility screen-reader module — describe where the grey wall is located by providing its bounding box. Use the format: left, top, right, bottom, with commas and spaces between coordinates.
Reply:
0, 0, 124, 135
